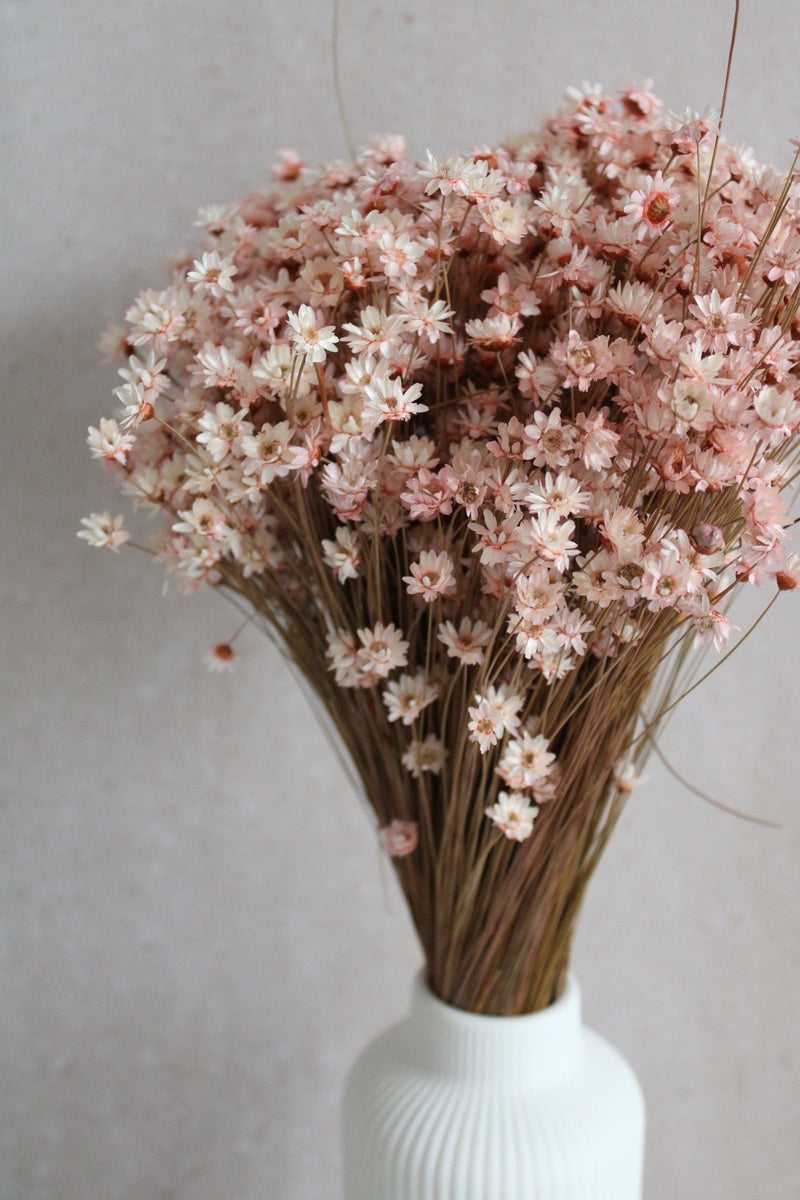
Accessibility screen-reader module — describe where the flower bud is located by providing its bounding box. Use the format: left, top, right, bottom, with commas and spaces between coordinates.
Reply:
690, 522, 724, 554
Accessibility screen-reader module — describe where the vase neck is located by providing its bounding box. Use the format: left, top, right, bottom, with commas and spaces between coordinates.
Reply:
406, 971, 583, 1089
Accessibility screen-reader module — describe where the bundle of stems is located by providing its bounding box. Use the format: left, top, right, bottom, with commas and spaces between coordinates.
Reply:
224, 454, 767, 1013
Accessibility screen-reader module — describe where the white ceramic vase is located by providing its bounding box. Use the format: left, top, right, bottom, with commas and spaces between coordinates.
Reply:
342, 971, 645, 1199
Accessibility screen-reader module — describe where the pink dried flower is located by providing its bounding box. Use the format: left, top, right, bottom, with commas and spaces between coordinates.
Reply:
77, 512, 130, 552
186, 250, 237, 297
378, 820, 419, 857
402, 735, 447, 778
485, 792, 539, 841
624, 171, 680, 238
204, 642, 238, 672
403, 550, 456, 603
437, 616, 492, 665
87, 418, 135, 465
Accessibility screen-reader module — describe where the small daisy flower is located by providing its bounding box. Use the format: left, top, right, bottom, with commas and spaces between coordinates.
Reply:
364, 376, 427, 423
186, 249, 237, 297
401, 735, 447, 778
86, 418, 135, 465
286, 304, 339, 364
355, 622, 409, 678
383, 672, 439, 725
321, 525, 360, 583
465, 313, 521, 350
195, 343, 241, 390
437, 616, 493, 665
612, 760, 646, 794
497, 733, 556, 790
479, 197, 529, 245
775, 554, 800, 591
378, 230, 426, 278
77, 512, 130, 552
467, 685, 524, 751
241, 422, 295, 487
204, 642, 238, 672
393, 294, 454, 343
688, 594, 737, 652
523, 512, 579, 572
485, 791, 539, 842
419, 150, 488, 197
624, 171, 680, 238
196, 403, 251, 463
690, 289, 748, 353
342, 306, 408, 355
403, 550, 456, 603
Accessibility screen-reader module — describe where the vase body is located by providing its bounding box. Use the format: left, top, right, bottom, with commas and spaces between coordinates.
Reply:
341, 972, 644, 1199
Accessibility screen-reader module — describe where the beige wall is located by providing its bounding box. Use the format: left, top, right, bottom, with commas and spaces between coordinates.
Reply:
3, 2, 799, 1196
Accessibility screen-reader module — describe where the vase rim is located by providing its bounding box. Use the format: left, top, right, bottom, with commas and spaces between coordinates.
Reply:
411, 967, 580, 1025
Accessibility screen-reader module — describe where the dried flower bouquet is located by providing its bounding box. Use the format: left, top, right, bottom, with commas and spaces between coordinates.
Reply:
83, 82, 800, 1014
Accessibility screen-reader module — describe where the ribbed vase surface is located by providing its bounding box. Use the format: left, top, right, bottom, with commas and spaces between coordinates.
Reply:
341, 972, 644, 1199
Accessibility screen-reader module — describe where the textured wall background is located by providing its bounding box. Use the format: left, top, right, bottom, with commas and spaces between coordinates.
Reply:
2, 2, 800, 1197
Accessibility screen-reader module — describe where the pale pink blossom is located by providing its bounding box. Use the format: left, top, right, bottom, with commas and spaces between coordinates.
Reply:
204, 642, 238, 672
321, 525, 360, 582
419, 150, 490, 197
525, 471, 589, 518
482, 272, 541, 320
468, 685, 524, 751
326, 629, 359, 686
469, 510, 523, 565
393, 294, 454, 343
479, 197, 529, 245
196, 403, 251, 462
401, 469, 455, 521
342, 306, 408, 355
378, 230, 426, 278
752, 386, 800, 437
114, 382, 156, 429
514, 568, 562, 623
690, 289, 748, 353
186, 250, 237, 297
404, 549, 456, 602
87, 418, 135, 465
601, 507, 645, 561
383, 671, 439, 724
364, 376, 427, 423
437, 616, 493, 665
624, 171, 680, 237
522, 409, 575, 469
497, 733, 555, 790
173, 499, 241, 554
241, 422, 295, 486
689, 595, 736, 651
465, 313, 521, 349
401, 735, 447, 777
523, 512, 579, 572
575, 409, 620, 470
437, 449, 489, 519
378, 819, 419, 857
485, 791, 539, 841
125, 286, 189, 348
355, 622, 409, 678
77, 512, 130, 552
286, 304, 339, 363
195, 343, 241, 390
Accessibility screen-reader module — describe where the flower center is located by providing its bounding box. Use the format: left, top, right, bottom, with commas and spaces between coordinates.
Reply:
645, 194, 671, 225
